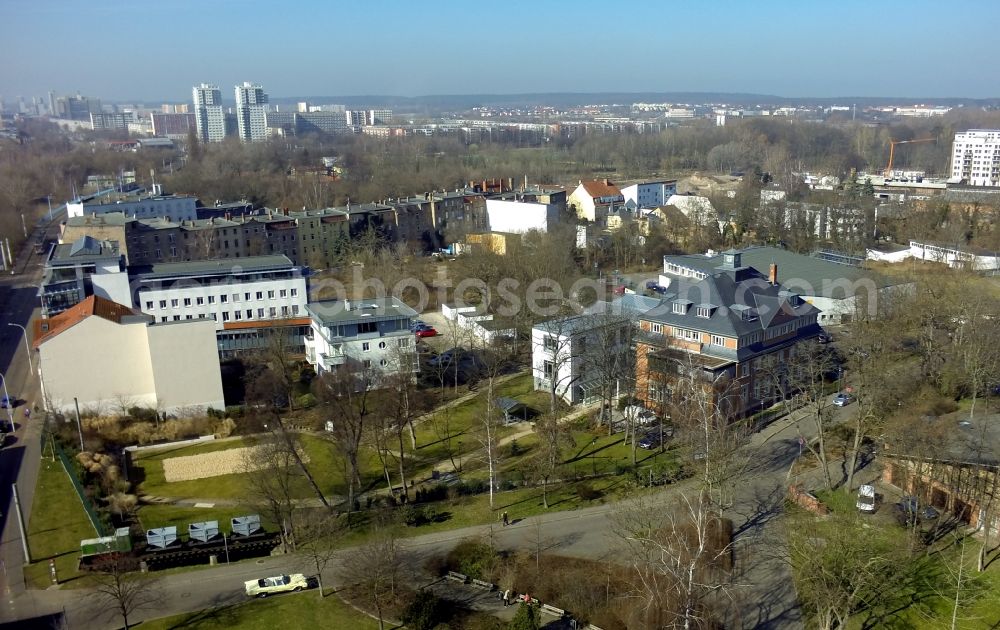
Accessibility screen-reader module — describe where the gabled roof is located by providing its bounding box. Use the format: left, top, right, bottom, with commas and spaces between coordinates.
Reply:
641, 267, 821, 361
578, 180, 622, 199
33, 296, 144, 348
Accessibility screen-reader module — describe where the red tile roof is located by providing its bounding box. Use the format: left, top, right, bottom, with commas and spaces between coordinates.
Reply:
579, 179, 622, 199
33, 296, 140, 348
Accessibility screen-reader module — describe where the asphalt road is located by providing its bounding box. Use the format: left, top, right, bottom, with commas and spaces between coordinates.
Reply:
0, 206, 65, 608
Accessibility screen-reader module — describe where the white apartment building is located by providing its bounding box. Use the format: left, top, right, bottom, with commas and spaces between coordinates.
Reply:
951, 130, 1000, 186
620, 180, 678, 211
235, 82, 269, 143
133, 255, 307, 330
35, 296, 225, 415
485, 196, 560, 233
532, 297, 659, 405
304, 297, 419, 378
368, 109, 392, 125
192, 83, 226, 143
66, 189, 198, 222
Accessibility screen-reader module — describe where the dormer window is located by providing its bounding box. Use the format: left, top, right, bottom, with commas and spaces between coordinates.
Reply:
672, 303, 685, 314
696, 305, 713, 318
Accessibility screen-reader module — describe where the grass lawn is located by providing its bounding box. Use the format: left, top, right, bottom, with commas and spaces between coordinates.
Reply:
801, 491, 1000, 629
132, 434, 383, 502
138, 591, 382, 630
24, 458, 100, 589
135, 504, 278, 533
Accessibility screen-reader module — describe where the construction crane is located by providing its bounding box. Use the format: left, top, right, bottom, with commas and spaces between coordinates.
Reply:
884, 137, 935, 178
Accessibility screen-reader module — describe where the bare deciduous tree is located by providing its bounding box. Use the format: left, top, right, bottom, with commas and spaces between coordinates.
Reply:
91, 555, 158, 630
612, 489, 735, 630
341, 517, 401, 630
314, 365, 377, 512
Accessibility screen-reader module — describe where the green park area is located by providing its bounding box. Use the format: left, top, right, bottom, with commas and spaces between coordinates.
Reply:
139, 591, 381, 630
23, 458, 99, 589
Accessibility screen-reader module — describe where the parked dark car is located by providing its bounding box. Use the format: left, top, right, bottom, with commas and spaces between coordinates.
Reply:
637, 426, 674, 449
894, 496, 939, 527
817, 332, 832, 344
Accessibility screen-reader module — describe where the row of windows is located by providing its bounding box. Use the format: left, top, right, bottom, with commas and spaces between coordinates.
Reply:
145, 288, 298, 310
158, 304, 300, 323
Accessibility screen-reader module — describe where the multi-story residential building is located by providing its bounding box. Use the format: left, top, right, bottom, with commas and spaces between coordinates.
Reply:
39, 236, 131, 317
192, 84, 226, 143
304, 297, 419, 378
620, 180, 678, 210
53, 94, 102, 120
637, 250, 822, 418
90, 111, 134, 131
132, 255, 307, 330
235, 82, 269, 143
67, 188, 198, 222
568, 179, 624, 224
151, 112, 196, 139
951, 130, 1000, 186
661, 246, 911, 325
34, 296, 225, 415
265, 110, 350, 137
367, 109, 392, 125
532, 296, 661, 405
485, 192, 561, 233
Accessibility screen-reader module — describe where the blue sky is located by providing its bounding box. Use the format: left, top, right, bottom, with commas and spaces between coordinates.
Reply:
1, 0, 996, 103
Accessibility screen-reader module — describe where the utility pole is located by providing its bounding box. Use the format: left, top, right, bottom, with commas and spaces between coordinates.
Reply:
46, 195, 53, 222
19, 214, 26, 239
73, 397, 85, 452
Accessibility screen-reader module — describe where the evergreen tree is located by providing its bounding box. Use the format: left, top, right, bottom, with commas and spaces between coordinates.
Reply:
508, 602, 541, 630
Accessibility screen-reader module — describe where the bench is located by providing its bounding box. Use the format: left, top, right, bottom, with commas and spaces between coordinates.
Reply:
446, 571, 468, 583
540, 603, 566, 617
471, 578, 494, 590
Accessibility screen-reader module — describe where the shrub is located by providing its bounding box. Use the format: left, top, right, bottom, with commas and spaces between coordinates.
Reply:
295, 393, 316, 408
446, 540, 497, 580
575, 482, 602, 501
401, 590, 448, 630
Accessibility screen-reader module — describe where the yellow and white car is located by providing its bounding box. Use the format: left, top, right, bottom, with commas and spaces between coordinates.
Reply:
244, 573, 309, 597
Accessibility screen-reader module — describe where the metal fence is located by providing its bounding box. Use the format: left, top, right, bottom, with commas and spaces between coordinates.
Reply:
52, 439, 106, 536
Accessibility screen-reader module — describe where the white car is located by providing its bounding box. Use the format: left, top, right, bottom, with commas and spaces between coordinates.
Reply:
856, 484, 878, 513
244, 573, 309, 598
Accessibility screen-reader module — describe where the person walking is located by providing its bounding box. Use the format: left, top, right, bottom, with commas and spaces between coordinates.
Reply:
502, 511, 509, 527
503, 589, 510, 607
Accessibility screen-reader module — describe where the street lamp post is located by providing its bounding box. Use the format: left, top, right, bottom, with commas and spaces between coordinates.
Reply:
19, 214, 26, 239
46, 195, 53, 222
7, 323, 33, 375
0, 372, 14, 425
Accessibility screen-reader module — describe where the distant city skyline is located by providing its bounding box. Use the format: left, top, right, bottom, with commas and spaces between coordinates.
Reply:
2, 0, 998, 102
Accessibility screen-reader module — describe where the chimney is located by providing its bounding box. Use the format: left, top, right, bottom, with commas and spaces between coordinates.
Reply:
603, 178, 610, 186
344, 299, 351, 311
769, 263, 778, 285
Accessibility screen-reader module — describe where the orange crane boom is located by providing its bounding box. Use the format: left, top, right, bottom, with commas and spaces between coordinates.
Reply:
885, 138, 935, 177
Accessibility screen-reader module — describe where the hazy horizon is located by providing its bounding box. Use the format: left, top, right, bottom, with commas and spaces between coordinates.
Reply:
3, 0, 997, 103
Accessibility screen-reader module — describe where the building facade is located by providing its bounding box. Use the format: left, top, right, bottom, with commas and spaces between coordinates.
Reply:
638, 250, 822, 419
620, 180, 678, 210
192, 84, 226, 143
40, 236, 130, 317
151, 112, 196, 139
67, 189, 198, 222
235, 82, 269, 142
34, 296, 225, 415
132, 255, 308, 331
568, 179, 624, 224
304, 297, 419, 378
951, 130, 1000, 187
